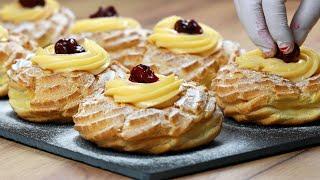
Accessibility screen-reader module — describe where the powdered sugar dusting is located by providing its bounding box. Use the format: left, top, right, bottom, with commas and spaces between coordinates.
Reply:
11, 59, 33, 71
222, 40, 246, 61
0, 99, 319, 178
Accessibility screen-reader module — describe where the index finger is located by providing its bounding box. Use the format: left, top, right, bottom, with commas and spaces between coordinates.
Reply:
234, 0, 276, 57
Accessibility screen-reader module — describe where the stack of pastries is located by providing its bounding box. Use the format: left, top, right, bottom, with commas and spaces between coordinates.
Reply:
3, 0, 319, 154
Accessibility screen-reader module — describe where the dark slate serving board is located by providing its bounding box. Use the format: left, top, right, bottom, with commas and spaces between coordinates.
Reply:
0, 99, 319, 180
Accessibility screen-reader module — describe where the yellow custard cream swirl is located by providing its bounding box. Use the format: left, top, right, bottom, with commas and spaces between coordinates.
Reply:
32, 39, 110, 75
105, 74, 183, 108
0, 0, 59, 23
148, 16, 222, 55
0, 26, 8, 41
236, 48, 320, 82
70, 17, 141, 34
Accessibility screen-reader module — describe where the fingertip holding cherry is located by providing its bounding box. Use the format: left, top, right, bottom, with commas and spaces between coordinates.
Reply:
278, 42, 295, 55
275, 43, 300, 63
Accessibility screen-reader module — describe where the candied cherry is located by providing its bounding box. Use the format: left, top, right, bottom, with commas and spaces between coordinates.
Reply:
129, 64, 159, 83
174, 19, 203, 35
89, 6, 118, 18
54, 38, 85, 54
274, 43, 300, 63
19, 0, 45, 8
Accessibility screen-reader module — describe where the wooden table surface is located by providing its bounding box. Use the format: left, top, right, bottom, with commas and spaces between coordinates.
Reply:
1, 0, 320, 179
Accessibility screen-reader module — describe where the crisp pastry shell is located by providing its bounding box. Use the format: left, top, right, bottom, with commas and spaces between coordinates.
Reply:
0, 34, 37, 97
8, 61, 128, 123
69, 29, 150, 67
71, 31, 242, 90
2, 7, 75, 47
214, 62, 320, 125
114, 40, 241, 90
73, 83, 223, 154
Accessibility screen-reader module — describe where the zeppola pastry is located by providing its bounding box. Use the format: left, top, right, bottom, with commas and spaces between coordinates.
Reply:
0, 25, 36, 97
118, 16, 240, 89
8, 38, 128, 123
214, 46, 320, 125
73, 64, 223, 154
68, 6, 150, 67
0, 0, 75, 47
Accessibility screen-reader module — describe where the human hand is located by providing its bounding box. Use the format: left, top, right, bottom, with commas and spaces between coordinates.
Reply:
234, 0, 320, 57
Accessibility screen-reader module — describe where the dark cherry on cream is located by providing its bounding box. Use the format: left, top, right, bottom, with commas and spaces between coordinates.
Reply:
89, 6, 118, 18
19, 0, 45, 8
275, 43, 300, 63
174, 19, 203, 35
54, 38, 85, 54
129, 64, 159, 83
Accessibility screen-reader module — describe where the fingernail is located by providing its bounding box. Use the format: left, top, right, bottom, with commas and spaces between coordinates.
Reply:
278, 42, 294, 54
261, 47, 276, 58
